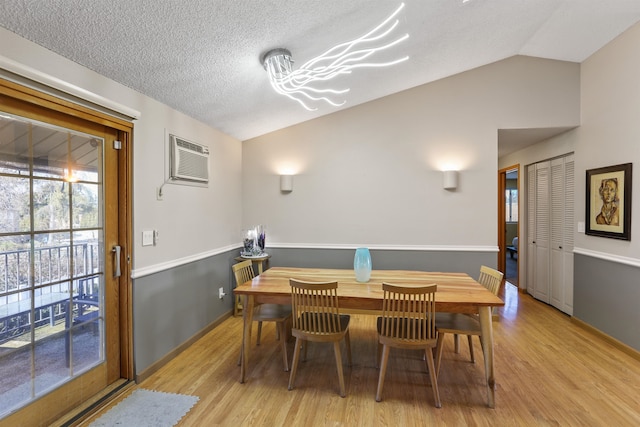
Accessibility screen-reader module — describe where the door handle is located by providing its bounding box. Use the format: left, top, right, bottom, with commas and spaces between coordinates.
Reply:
112, 245, 122, 278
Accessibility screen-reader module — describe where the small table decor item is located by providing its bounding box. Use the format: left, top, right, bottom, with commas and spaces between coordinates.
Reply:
586, 163, 632, 240
241, 225, 267, 256
354, 247, 372, 282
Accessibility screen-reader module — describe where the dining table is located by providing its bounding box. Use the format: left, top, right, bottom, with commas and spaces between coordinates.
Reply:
234, 267, 505, 408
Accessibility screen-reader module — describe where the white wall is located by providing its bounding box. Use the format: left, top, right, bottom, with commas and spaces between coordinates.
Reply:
502, 21, 640, 265
0, 28, 243, 275
575, 22, 640, 259
243, 56, 580, 250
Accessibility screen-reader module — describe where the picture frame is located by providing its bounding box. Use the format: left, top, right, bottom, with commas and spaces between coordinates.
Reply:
585, 163, 632, 240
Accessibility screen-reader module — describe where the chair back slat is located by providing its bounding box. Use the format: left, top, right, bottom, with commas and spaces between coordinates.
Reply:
380, 282, 437, 341
290, 279, 343, 334
477, 265, 503, 296
232, 260, 255, 287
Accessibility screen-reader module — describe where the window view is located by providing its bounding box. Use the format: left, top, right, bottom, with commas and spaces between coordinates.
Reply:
0, 112, 104, 416
505, 189, 518, 222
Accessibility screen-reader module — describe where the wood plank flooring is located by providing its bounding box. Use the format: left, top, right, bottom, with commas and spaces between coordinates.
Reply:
76, 283, 640, 426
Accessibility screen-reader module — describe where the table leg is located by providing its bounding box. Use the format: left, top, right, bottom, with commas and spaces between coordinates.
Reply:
240, 294, 254, 383
478, 306, 496, 408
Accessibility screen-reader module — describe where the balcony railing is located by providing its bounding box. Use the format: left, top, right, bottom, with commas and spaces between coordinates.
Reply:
0, 242, 100, 344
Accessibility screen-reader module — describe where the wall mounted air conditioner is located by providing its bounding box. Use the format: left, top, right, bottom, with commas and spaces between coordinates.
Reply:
169, 134, 209, 183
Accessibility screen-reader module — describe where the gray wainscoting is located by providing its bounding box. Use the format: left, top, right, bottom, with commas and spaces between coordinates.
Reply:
574, 254, 640, 352
132, 247, 497, 375
133, 250, 239, 374
267, 248, 496, 278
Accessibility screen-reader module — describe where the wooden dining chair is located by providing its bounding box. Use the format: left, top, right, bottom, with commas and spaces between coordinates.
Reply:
232, 260, 292, 371
376, 282, 440, 407
434, 265, 503, 375
288, 279, 352, 397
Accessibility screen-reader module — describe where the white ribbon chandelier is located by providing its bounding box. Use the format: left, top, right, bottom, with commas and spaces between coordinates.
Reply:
262, 3, 409, 111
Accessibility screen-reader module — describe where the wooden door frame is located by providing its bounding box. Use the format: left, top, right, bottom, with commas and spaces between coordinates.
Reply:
117, 128, 134, 380
0, 78, 134, 424
498, 164, 520, 285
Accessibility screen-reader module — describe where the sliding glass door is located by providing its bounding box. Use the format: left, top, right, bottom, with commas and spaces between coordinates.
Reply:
0, 80, 131, 424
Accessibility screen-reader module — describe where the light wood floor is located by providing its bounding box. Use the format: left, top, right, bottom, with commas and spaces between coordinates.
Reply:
77, 283, 640, 426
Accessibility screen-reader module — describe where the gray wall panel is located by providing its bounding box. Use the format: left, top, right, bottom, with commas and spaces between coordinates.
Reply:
574, 254, 640, 351
132, 248, 497, 374
267, 248, 496, 279
133, 250, 238, 374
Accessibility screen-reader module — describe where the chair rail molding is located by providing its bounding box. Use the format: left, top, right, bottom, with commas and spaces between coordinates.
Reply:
131, 243, 499, 279
131, 244, 241, 279
573, 247, 640, 268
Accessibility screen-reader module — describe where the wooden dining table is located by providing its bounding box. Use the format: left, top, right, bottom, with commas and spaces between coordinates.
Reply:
234, 267, 505, 408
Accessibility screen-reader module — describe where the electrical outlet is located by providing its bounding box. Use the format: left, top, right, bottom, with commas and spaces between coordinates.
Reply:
218, 287, 226, 299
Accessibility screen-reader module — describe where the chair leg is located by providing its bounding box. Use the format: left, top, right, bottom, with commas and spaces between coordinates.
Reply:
423, 349, 430, 375
467, 334, 475, 363
376, 344, 391, 402
288, 337, 302, 391
278, 322, 289, 372
256, 321, 263, 346
435, 332, 445, 377
376, 342, 382, 368
425, 346, 442, 408
333, 341, 346, 397
454, 333, 460, 353
344, 330, 352, 367
302, 339, 308, 362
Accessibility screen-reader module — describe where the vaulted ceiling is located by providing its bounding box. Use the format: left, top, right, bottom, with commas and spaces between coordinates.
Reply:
1, 1, 640, 152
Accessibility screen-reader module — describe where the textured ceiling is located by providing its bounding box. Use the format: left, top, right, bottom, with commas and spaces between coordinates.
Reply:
1, 0, 640, 145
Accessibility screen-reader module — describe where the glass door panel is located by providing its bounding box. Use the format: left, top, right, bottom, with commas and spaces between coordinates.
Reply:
0, 112, 107, 417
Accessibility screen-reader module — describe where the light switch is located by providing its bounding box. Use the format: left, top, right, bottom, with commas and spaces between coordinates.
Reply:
577, 221, 585, 233
142, 230, 154, 246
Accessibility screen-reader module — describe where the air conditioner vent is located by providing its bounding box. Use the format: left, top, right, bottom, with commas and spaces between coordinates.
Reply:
169, 134, 209, 183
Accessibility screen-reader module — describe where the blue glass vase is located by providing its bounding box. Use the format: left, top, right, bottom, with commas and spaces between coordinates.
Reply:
354, 248, 372, 283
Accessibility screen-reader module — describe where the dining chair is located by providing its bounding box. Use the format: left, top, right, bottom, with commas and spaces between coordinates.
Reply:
376, 282, 440, 407
288, 279, 352, 397
232, 260, 292, 371
434, 265, 503, 375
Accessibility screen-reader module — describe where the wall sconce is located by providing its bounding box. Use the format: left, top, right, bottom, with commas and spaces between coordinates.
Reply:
443, 170, 458, 190
280, 175, 293, 193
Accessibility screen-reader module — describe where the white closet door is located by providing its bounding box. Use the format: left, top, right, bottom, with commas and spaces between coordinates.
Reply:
527, 154, 574, 312
527, 165, 537, 296
563, 155, 575, 314
550, 158, 565, 310
534, 161, 550, 303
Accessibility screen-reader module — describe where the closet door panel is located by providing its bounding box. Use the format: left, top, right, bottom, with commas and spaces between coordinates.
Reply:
527, 154, 574, 313
550, 158, 565, 310
527, 165, 537, 297
534, 162, 550, 303
562, 155, 575, 314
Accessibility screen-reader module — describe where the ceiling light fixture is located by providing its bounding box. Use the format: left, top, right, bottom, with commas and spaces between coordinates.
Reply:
261, 2, 409, 111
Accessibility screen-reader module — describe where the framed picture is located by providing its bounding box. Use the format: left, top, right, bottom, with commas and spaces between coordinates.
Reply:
585, 163, 632, 240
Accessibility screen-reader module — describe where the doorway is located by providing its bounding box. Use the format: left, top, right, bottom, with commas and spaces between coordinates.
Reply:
0, 78, 133, 425
498, 165, 519, 286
